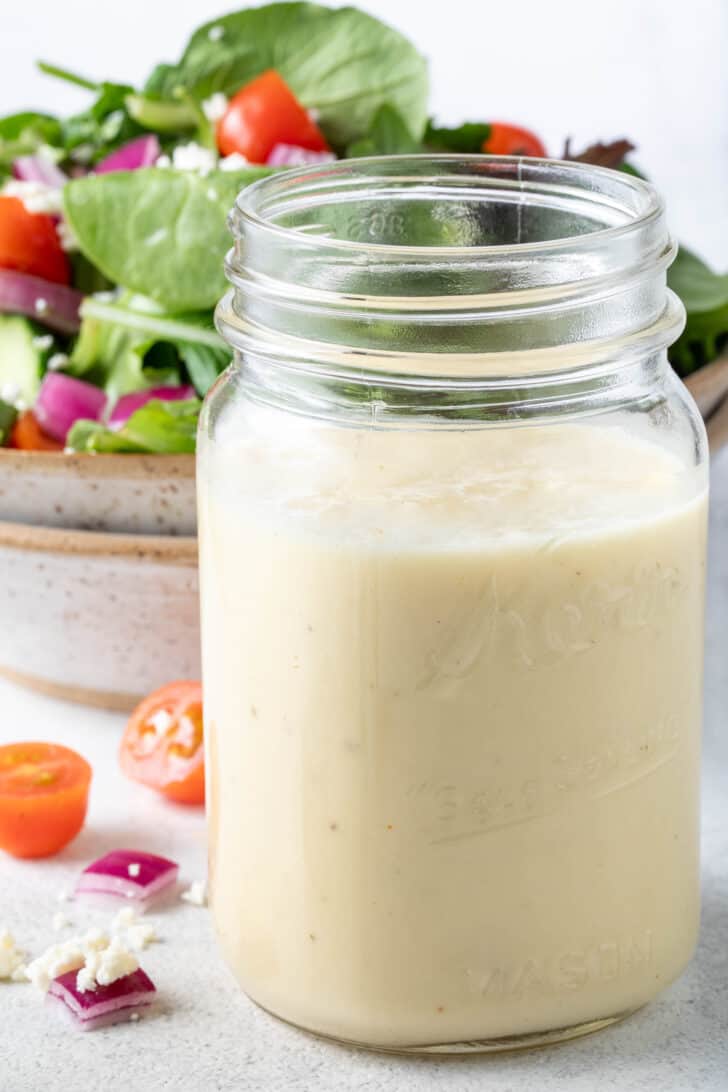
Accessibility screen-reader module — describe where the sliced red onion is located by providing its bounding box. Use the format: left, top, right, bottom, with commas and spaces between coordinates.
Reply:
108, 385, 196, 431
266, 143, 336, 167
35, 373, 107, 443
13, 155, 67, 188
48, 967, 156, 1031
0, 269, 82, 334
76, 850, 179, 908
95, 135, 161, 174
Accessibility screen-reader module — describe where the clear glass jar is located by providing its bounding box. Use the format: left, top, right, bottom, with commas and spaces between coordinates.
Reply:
198, 157, 708, 1053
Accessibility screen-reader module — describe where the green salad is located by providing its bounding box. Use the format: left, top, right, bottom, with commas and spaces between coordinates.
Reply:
0, 1, 722, 453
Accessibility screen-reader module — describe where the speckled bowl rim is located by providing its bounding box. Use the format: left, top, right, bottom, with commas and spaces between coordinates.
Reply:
0, 518, 198, 564
0, 449, 195, 480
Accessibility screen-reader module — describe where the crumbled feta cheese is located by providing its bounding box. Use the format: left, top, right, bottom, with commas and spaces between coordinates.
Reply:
34, 298, 48, 316
0, 929, 26, 981
181, 880, 207, 907
0, 382, 20, 405
52, 912, 72, 932
112, 907, 138, 931
92, 290, 117, 304
129, 1011, 140, 1022
155, 154, 172, 169
219, 152, 250, 172
308, 108, 321, 123
82, 928, 110, 952
2, 180, 64, 217
164, 142, 217, 176
202, 93, 228, 123
32, 334, 54, 352
208, 24, 225, 41
26, 940, 87, 992
127, 863, 141, 878
78, 938, 139, 992
47, 352, 69, 372
56, 219, 78, 252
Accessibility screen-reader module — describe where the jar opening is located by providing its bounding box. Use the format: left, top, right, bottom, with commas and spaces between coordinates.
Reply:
219, 155, 683, 378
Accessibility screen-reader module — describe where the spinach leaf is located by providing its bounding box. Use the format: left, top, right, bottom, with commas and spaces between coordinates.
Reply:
62, 82, 143, 163
668, 247, 728, 375
0, 112, 62, 170
145, 2, 428, 148
67, 398, 201, 454
69, 294, 227, 399
63, 166, 272, 311
347, 104, 420, 157
424, 120, 492, 153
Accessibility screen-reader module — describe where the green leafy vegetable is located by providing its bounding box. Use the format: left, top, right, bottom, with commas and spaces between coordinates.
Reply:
125, 94, 198, 135
145, 2, 428, 148
67, 398, 201, 454
347, 104, 420, 157
424, 120, 491, 153
0, 112, 62, 171
668, 247, 728, 375
63, 166, 273, 312
69, 294, 228, 399
0, 399, 18, 446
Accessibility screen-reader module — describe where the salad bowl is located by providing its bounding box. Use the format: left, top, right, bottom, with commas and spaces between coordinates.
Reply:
0, 449, 195, 534
0, 519, 200, 710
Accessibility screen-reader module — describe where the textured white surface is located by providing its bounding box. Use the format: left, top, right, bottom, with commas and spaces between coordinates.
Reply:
2, 0, 728, 266
0, 450, 727, 1091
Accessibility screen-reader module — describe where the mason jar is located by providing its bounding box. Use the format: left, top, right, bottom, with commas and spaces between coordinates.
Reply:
198, 156, 708, 1053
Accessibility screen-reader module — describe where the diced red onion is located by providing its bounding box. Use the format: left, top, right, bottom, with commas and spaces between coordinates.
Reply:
266, 143, 336, 167
95, 135, 161, 174
108, 385, 196, 430
35, 373, 107, 443
13, 155, 67, 188
76, 850, 179, 908
0, 269, 82, 334
48, 967, 156, 1031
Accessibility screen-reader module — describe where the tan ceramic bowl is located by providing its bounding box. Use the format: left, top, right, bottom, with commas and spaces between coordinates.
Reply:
0, 519, 200, 711
0, 450, 196, 535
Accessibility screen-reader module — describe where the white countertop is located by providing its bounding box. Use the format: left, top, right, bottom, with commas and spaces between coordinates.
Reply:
3, 450, 728, 1092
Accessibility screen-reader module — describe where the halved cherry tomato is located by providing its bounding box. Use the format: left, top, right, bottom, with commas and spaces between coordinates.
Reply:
9, 409, 63, 451
0, 742, 92, 858
0, 195, 70, 285
120, 681, 205, 805
482, 123, 547, 158
216, 70, 329, 163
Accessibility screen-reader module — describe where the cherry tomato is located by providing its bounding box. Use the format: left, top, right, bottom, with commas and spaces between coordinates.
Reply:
482, 123, 547, 158
216, 70, 329, 163
0, 742, 92, 858
0, 195, 70, 285
120, 681, 205, 805
9, 409, 64, 452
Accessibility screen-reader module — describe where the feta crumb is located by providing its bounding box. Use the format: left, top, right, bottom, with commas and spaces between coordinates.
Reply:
56, 219, 78, 252
52, 912, 72, 932
32, 334, 54, 352
2, 180, 64, 217
82, 928, 110, 951
47, 352, 69, 373
202, 92, 228, 123
208, 24, 225, 41
34, 298, 48, 316
92, 290, 117, 304
155, 154, 172, 169
308, 108, 321, 123
129, 1011, 140, 1022
26, 940, 87, 992
166, 142, 217, 176
0, 382, 20, 405
219, 152, 250, 172
128, 863, 141, 878
181, 880, 207, 907
0, 929, 26, 981
75, 937, 139, 993
112, 907, 138, 931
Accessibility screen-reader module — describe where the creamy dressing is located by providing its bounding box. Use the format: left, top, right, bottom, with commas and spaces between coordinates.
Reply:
198, 405, 707, 1048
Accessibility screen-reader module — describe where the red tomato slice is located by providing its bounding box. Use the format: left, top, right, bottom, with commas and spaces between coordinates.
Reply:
0, 195, 70, 285
0, 742, 92, 858
482, 123, 547, 158
120, 681, 205, 805
9, 410, 64, 452
216, 70, 329, 163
